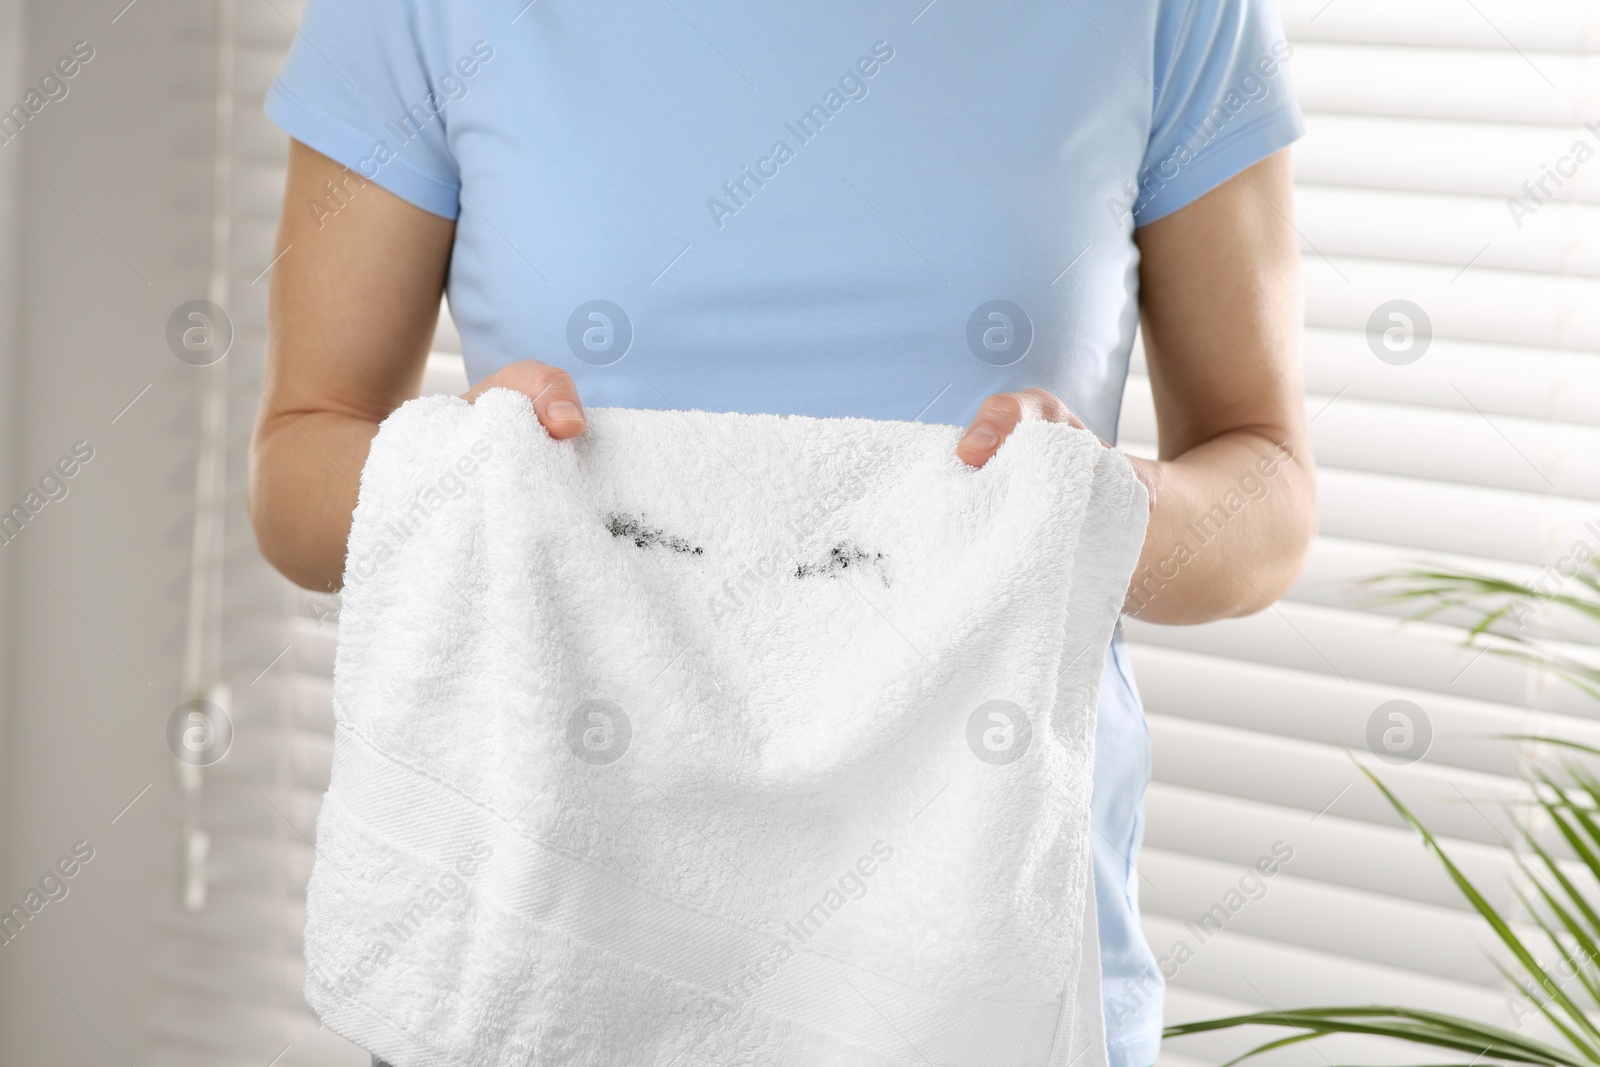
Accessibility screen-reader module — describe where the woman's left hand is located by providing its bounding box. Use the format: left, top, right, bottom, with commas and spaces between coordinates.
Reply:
952, 154, 1313, 625
957, 388, 1157, 512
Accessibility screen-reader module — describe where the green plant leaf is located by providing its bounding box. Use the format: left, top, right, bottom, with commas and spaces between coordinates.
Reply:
1354, 763, 1600, 1049
1165, 1006, 1588, 1067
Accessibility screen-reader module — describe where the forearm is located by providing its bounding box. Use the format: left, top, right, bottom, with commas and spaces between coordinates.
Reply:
1125, 426, 1315, 624
250, 142, 457, 591
1121, 149, 1312, 624
248, 408, 381, 592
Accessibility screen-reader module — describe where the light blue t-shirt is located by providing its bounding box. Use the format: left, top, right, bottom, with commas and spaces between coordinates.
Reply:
268, 3, 1302, 1060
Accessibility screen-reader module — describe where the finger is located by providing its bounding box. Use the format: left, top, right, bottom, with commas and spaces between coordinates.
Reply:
464, 360, 587, 439
524, 367, 587, 439
955, 392, 1025, 468
1013, 387, 1087, 431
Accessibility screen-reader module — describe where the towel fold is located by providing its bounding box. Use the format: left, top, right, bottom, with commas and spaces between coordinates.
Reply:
305, 389, 1149, 1067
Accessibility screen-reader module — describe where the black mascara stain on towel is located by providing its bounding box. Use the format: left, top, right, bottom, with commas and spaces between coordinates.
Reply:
605, 513, 705, 556
795, 541, 889, 586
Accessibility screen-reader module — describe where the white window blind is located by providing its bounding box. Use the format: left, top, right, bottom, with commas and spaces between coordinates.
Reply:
151, 1, 372, 1063
159, 1, 1600, 1064
1123, 2, 1600, 1063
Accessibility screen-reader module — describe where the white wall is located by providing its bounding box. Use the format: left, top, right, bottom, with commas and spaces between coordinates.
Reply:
0, 0, 212, 1062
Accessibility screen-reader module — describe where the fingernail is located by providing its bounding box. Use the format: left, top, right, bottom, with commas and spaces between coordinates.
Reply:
547, 400, 583, 423
960, 426, 999, 451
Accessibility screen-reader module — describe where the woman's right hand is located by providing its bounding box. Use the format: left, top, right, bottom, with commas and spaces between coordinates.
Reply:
461, 360, 587, 439
253, 142, 592, 591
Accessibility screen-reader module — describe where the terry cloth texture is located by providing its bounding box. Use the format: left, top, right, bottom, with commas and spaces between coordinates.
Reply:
306, 390, 1149, 1067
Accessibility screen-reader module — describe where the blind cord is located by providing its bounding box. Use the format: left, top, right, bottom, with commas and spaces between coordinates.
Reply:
177, 0, 236, 914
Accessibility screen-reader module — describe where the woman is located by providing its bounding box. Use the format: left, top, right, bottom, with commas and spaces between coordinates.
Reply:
251, 1, 1316, 1061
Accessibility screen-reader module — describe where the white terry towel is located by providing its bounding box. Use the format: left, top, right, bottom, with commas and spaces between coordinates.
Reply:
305, 388, 1149, 1067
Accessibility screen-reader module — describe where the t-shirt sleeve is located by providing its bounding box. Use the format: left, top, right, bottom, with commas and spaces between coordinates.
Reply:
1132, 0, 1304, 226
264, 0, 461, 218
